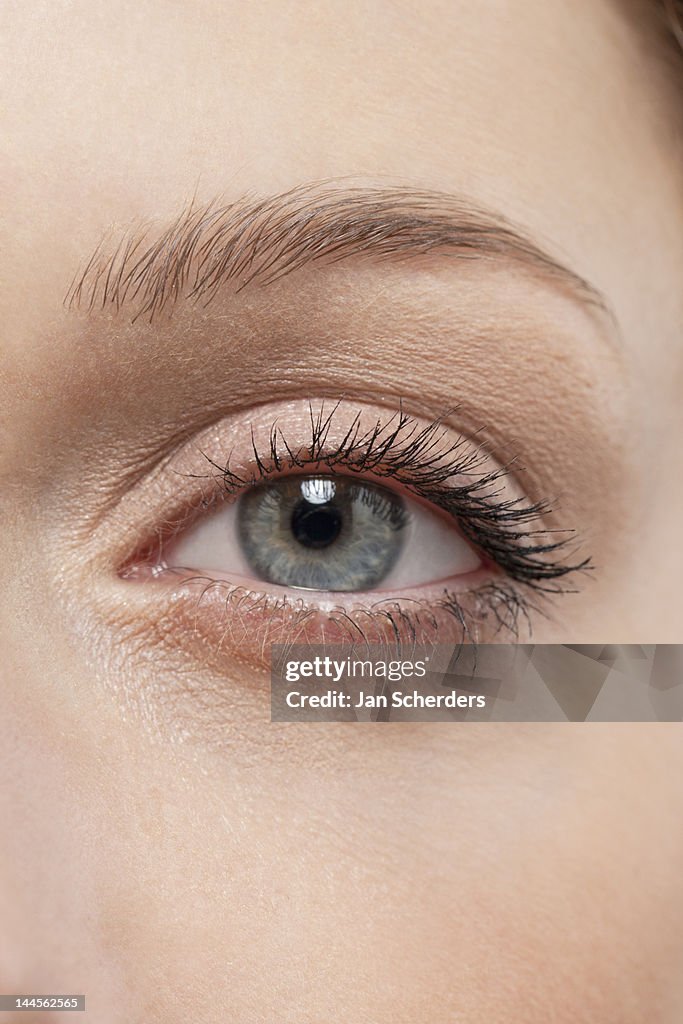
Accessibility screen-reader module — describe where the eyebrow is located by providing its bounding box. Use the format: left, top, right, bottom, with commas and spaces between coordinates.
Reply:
66, 182, 609, 322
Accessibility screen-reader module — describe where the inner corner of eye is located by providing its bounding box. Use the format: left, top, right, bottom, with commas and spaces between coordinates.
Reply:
157, 472, 483, 594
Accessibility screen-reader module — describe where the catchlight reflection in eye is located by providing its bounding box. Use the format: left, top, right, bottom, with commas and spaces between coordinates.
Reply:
166, 475, 482, 593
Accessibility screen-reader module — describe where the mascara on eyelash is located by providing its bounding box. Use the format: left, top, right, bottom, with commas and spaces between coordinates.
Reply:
189, 401, 592, 592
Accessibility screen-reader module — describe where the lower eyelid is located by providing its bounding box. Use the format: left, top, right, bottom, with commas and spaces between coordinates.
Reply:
121, 564, 532, 663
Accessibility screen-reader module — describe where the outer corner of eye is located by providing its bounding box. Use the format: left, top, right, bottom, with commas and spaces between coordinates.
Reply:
157, 474, 483, 594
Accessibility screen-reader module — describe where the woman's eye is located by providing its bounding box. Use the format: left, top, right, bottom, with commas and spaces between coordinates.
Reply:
165, 474, 482, 592
119, 402, 591, 651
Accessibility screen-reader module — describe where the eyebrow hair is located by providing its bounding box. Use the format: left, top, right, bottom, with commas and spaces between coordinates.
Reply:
66, 181, 609, 322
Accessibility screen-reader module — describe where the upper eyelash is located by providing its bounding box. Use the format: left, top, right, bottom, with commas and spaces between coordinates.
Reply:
188, 400, 592, 592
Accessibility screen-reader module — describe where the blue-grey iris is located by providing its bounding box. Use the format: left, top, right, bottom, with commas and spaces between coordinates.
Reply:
237, 476, 408, 591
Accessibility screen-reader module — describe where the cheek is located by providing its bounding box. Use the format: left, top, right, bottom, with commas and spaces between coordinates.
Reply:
5, 705, 681, 1022
101, 734, 683, 1021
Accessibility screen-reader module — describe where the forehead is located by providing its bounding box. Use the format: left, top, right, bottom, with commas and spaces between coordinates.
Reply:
1, 0, 682, 355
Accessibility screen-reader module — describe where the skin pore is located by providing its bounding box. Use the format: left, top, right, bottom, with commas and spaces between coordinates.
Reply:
1, 1, 683, 1021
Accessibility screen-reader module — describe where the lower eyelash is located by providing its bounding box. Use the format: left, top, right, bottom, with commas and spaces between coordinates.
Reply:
148, 566, 538, 651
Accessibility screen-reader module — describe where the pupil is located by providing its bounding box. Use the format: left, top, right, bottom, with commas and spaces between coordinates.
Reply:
291, 499, 342, 549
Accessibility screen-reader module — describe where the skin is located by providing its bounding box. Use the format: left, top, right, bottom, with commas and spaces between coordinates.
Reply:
1, 0, 683, 1020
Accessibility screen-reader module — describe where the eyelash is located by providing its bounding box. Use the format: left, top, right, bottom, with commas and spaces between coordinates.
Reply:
131, 401, 591, 646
